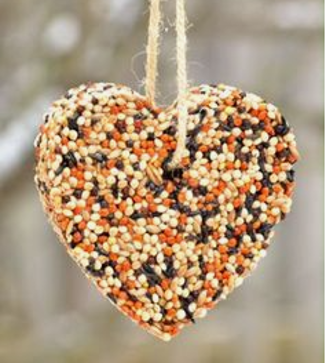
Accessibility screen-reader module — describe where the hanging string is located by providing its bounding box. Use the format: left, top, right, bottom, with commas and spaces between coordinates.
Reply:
170, 0, 188, 167
145, 0, 188, 168
145, 0, 161, 104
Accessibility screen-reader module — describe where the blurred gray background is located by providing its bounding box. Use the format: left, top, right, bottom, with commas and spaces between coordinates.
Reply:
0, 0, 323, 362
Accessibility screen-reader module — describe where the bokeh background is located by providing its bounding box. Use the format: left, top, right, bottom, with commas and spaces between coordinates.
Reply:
0, 0, 323, 362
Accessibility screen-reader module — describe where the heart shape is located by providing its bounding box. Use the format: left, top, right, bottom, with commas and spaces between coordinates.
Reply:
35, 82, 298, 341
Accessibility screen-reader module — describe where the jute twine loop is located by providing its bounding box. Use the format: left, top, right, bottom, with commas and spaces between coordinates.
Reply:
145, 0, 188, 168
145, 0, 161, 104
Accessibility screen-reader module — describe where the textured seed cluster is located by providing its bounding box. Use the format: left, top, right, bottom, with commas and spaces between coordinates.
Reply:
35, 82, 298, 340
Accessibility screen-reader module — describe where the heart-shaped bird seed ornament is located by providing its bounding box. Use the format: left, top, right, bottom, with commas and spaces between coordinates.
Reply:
35, 82, 298, 340
34, 0, 299, 341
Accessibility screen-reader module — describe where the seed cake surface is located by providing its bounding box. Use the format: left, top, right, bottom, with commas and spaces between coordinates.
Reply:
35, 83, 298, 340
